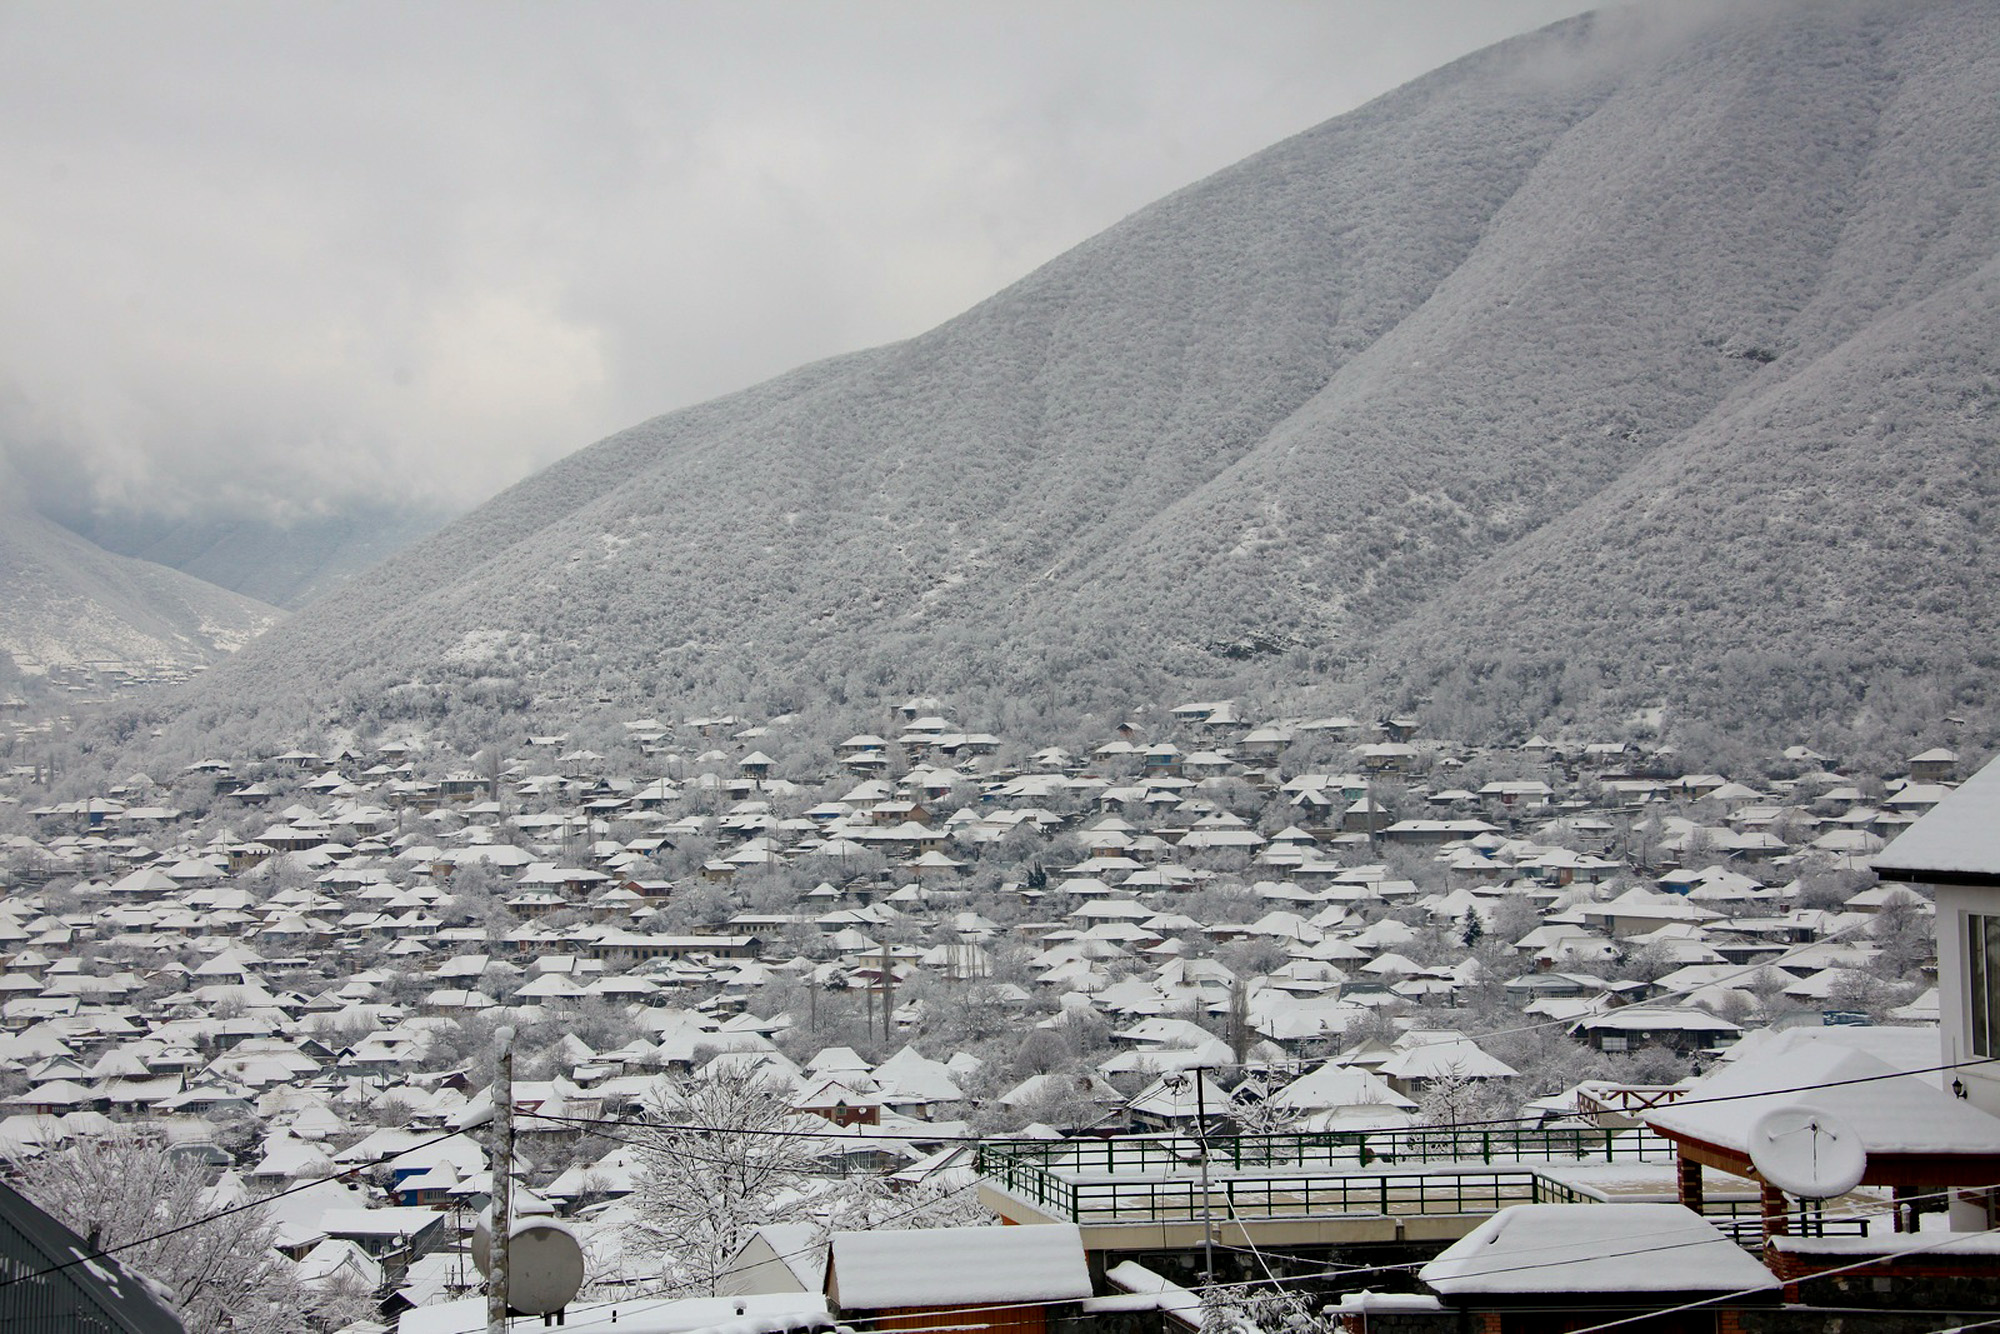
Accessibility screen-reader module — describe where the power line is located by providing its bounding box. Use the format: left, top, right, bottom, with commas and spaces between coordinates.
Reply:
1147, 1187, 2000, 1334
517, 1052, 1996, 1144
541, 1128, 1978, 1302
520, 1109, 930, 1180
0, 874, 1934, 1313
0, 1122, 474, 1291
429, 1127, 1994, 1334
1194, 1179, 1978, 1295
1916, 1316, 2000, 1334
259, 1136, 2000, 1334
425, 1172, 991, 1334
1559, 1218, 2000, 1334
1353, 918, 1899, 1053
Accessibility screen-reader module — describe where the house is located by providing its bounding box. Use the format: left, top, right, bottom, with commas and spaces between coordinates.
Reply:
1380, 818, 1498, 846
1872, 751, 2000, 1227
1569, 1005, 1740, 1056
794, 1075, 882, 1127
1264, 1061, 1418, 1131
1374, 1034, 1518, 1098
1646, 1033, 2000, 1258
303, 1206, 447, 1260
825, 1222, 1091, 1334
437, 772, 487, 803
0, 1177, 187, 1332
1477, 780, 1553, 815
1358, 742, 1416, 774
722, 1221, 825, 1296
587, 933, 762, 967
1908, 747, 1959, 784
1344, 1203, 1780, 1334
1125, 1070, 1230, 1132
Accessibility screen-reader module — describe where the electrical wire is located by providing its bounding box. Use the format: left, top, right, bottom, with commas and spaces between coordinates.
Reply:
383, 1171, 2000, 1334
1145, 1185, 2000, 1332
1557, 1217, 2000, 1334
0, 1122, 474, 1290
0, 856, 1939, 1313
1210, 1135, 1327, 1329
426, 1172, 992, 1334
522, 1121, 1997, 1331
1285, 913, 1903, 1062
513, 1052, 1997, 1144
518, 1108, 925, 1180
24, 1012, 1924, 1319
1918, 1316, 2000, 1334
1186, 1178, 1979, 1296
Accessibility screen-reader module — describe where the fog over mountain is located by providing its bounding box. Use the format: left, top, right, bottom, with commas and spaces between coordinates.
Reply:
59, 504, 452, 611
134, 0, 2000, 761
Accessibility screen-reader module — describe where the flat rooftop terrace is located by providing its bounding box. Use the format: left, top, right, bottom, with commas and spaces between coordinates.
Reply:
974, 1128, 1876, 1253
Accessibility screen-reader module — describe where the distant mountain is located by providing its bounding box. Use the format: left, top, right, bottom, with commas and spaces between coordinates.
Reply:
55, 503, 453, 610
142, 0, 2000, 761
0, 507, 282, 674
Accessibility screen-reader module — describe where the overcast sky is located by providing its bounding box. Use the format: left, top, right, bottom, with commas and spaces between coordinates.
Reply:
0, 1, 1599, 526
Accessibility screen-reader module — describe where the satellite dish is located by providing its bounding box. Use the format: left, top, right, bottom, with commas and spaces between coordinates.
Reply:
1748, 1104, 1867, 1199
471, 1209, 586, 1317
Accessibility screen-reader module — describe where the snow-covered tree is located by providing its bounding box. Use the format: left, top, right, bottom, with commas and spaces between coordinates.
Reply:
1416, 1064, 1515, 1129
16, 1133, 306, 1334
813, 1171, 992, 1233
625, 1071, 827, 1295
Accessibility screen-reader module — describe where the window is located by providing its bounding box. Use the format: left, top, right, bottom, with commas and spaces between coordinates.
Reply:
1969, 914, 2000, 1057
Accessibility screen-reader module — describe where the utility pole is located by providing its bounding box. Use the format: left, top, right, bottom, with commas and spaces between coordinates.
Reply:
879, 943, 895, 1042
1195, 1073, 1215, 1287
488, 1027, 515, 1334
1168, 1071, 1218, 1290
1367, 773, 1380, 853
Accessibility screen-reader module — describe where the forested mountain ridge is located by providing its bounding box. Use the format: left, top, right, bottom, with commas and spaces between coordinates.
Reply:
135, 0, 2000, 761
0, 506, 281, 675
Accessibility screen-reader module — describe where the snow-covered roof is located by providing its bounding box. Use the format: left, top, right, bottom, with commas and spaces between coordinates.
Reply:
1873, 753, 2000, 883
1647, 1038, 2000, 1158
397, 1292, 828, 1334
1377, 1036, 1517, 1082
828, 1223, 1089, 1310
1269, 1061, 1417, 1113
1419, 1204, 1777, 1296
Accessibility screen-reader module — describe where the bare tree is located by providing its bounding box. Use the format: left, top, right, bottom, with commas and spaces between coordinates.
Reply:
626, 1071, 828, 1295
17, 1133, 308, 1334
1416, 1064, 1515, 1129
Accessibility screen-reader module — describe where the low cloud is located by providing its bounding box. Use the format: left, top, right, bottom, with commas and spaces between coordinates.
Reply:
0, 0, 1596, 526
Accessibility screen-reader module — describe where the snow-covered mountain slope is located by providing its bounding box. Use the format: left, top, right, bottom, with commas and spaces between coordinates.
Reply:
0, 506, 282, 674
150, 0, 2000, 751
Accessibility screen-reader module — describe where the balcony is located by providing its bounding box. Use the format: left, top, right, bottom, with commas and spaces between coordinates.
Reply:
975, 1127, 1681, 1251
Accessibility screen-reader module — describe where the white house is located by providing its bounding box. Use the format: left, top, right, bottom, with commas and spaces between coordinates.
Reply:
1873, 752, 2000, 1229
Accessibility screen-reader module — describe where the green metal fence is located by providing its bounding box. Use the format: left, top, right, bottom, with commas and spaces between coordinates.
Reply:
974, 1133, 1874, 1247
977, 1145, 1623, 1225
978, 1124, 1671, 1177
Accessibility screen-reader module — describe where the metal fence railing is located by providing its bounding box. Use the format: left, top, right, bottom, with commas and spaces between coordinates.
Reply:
978, 1125, 1672, 1177
1023, 1165, 1600, 1223
978, 1147, 1623, 1225
975, 1132, 1874, 1252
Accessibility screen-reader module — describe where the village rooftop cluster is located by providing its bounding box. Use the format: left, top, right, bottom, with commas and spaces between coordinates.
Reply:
0, 697, 1967, 1328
